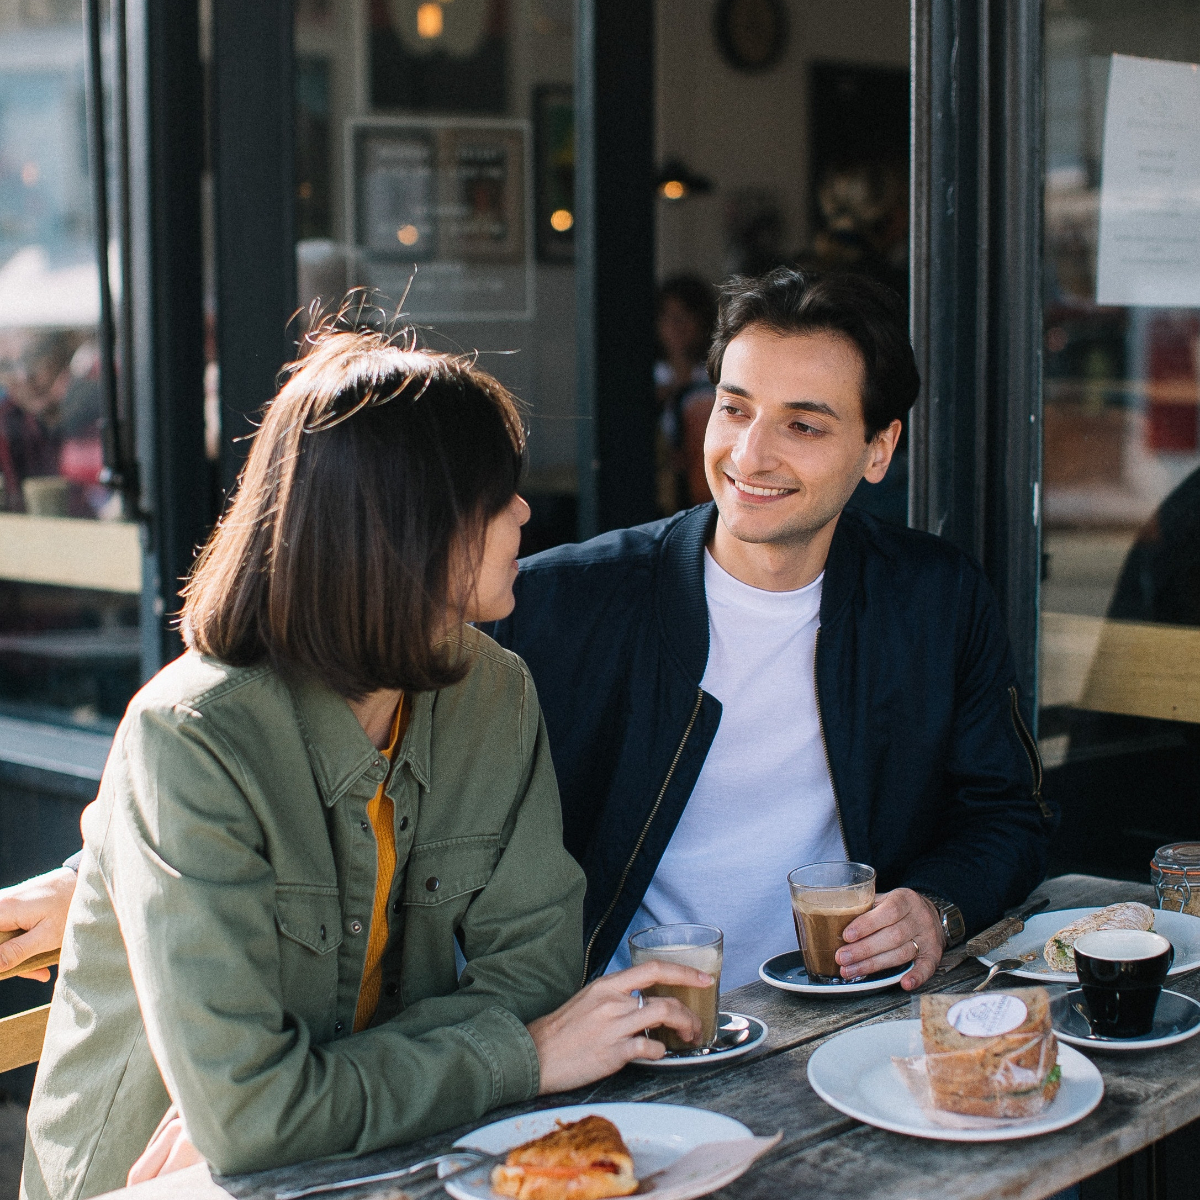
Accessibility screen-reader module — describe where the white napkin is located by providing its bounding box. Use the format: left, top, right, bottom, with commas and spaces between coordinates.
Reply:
636, 1133, 782, 1200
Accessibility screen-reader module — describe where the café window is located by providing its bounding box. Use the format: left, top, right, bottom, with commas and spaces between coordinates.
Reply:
1040, 0, 1200, 878
293, 0, 578, 554
0, 0, 140, 736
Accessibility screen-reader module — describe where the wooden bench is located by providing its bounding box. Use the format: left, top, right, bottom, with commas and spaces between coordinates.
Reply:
0, 928, 60, 1073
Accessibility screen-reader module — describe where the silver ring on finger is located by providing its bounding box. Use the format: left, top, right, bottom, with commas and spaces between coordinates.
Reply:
637, 991, 645, 1009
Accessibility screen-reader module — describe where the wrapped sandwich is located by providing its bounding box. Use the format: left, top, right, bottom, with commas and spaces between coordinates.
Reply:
1043, 902, 1155, 972
919, 989, 1060, 1118
490, 1116, 639, 1200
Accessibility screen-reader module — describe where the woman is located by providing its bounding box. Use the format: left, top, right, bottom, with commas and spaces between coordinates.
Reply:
22, 313, 707, 1200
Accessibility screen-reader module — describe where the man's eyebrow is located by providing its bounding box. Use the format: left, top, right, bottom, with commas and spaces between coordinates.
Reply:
783, 400, 840, 420
718, 383, 841, 421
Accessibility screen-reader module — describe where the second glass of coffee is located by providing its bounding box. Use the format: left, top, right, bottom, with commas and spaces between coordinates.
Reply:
788, 862, 876, 983
628, 923, 723, 1051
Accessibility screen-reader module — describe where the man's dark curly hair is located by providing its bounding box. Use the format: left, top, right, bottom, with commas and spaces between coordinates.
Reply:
707, 268, 920, 440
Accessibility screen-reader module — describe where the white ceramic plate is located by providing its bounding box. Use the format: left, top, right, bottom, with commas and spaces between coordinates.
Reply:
444, 1103, 753, 1200
631, 1012, 768, 1068
977, 907, 1200, 982
1052, 988, 1200, 1051
806, 1019, 1104, 1142
759, 949, 910, 995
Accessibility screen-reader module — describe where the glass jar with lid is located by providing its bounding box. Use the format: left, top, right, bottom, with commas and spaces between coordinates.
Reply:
1151, 843, 1200, 916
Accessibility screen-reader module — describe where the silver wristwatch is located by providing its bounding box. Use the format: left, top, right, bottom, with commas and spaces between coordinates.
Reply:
916, 891, 966, 949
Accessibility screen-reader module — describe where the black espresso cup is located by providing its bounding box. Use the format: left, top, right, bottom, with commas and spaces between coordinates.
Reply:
1074, 928, 1174, 1038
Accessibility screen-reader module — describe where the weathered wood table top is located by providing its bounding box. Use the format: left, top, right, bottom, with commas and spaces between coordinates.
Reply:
100, 874, 1200, 1200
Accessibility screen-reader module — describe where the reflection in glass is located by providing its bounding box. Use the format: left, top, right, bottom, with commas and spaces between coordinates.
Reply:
1041, 0, 1200, 879
0, 1, 140, 731
295, 0, 579, 554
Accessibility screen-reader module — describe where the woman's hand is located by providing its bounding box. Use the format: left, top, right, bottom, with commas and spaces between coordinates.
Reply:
527, 961, 711, 1094
0, 867, 77, 981
127, 1105, 205, 1185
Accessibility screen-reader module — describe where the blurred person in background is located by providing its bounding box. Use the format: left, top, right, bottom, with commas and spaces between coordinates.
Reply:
655, 275, 717, 513
0, 331, 73, 511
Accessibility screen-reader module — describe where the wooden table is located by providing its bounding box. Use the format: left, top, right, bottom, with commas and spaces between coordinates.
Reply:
99, 874, 1200, 1200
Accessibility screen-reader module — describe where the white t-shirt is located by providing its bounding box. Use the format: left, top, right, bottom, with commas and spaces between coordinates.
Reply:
607, 550, 846, 988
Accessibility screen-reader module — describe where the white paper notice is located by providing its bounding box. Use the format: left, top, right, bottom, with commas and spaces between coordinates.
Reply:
1096, 54, 1200, 307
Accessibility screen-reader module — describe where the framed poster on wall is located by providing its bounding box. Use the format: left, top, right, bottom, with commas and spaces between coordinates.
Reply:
347, 117, 533, 320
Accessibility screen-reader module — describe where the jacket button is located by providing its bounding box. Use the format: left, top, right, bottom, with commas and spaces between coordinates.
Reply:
319, 925, 326, 940
334, 1020, 344, 1034
392, 898, 401, 914
360, 820, 370, 833
350, 919, 363, 935
425, 876, 439, 892
384, 981, 398, 997
399, 815, 409, 832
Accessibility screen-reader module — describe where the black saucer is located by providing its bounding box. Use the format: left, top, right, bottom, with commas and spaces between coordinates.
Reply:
1051, 988, 1200, 1051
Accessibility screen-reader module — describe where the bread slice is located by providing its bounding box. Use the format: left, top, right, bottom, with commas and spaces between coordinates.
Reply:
920, 989, 1061, 1118
490, 1116, 639, 1200
1043, 902, 1155, 972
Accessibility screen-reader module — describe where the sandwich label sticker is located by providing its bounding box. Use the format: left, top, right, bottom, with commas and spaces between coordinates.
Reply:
946, 995, 1028, 1038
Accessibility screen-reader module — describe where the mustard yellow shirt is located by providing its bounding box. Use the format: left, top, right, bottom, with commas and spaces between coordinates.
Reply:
354, 696, 410, 1031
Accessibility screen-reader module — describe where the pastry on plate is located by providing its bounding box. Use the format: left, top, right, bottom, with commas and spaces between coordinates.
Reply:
490, 1115, 639, 1200
1043, 902, 1155, 973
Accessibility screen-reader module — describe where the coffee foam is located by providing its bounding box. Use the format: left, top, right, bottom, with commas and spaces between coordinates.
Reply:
637, 943, 723, 975
1075, 929, 1170, 962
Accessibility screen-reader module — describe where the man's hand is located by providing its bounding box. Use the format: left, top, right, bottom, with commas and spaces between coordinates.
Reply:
0, 867, 77, 981
127, 1105, 205, 1185
837, 888, 945, 991
528, 961, 710, 1094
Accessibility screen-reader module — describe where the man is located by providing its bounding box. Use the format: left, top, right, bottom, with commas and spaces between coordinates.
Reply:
0, 269, 1052, 994
489, 267, 1053, 990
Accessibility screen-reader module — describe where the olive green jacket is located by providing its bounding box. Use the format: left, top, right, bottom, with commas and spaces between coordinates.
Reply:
22, 628, 585, 1200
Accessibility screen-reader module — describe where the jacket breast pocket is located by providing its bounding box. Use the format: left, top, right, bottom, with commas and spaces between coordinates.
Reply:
398, 836, 501, 1004
274, 884, 342, 1034
402, 835, 500, 908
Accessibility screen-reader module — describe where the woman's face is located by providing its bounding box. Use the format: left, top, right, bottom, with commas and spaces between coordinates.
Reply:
459, 493, 530, 624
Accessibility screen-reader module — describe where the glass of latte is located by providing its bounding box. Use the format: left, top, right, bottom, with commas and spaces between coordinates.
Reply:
628, 923, 723, 1051
788, 862, 876, 983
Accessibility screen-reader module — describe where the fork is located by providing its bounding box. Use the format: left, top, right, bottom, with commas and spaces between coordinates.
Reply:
274, 1149, 499, 1200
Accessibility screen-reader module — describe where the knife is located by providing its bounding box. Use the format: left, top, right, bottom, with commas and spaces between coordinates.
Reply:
937, 895, 1050, 974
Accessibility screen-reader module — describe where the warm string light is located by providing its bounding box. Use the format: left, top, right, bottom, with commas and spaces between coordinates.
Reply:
416, 2, 444, 38
549, 209, 574, 232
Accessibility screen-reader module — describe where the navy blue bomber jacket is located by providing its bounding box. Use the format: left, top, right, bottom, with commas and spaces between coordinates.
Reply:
488, 503, 1055, 980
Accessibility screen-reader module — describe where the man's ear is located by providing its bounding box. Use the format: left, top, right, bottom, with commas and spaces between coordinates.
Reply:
862, 419, 903, 484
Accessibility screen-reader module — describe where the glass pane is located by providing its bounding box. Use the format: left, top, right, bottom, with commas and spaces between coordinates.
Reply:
1041, 0, 1200, 879
0, 1, 141, 734
293, 0, 578, 554
654, 4, 911, 522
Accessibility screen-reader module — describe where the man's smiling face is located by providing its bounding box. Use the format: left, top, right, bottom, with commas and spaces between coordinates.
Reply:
704, 325, 899, 556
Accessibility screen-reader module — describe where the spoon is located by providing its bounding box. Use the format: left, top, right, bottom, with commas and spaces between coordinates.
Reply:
971, 958, 1025, 992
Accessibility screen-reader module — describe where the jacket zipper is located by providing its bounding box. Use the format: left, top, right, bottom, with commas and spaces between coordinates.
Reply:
580, 688, 705, 984
1009, 685, 1051, 820
813, 629, 849, 858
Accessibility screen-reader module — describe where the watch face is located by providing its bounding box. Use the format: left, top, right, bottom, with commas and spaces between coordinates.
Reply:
713, 0, 789, 73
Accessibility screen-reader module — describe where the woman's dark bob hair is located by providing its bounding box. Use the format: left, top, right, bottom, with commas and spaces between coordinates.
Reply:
181, 302, 525, 698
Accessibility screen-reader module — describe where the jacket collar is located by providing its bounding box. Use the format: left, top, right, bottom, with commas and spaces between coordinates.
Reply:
288, 672, 432, 806
655, 502, 864, 682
